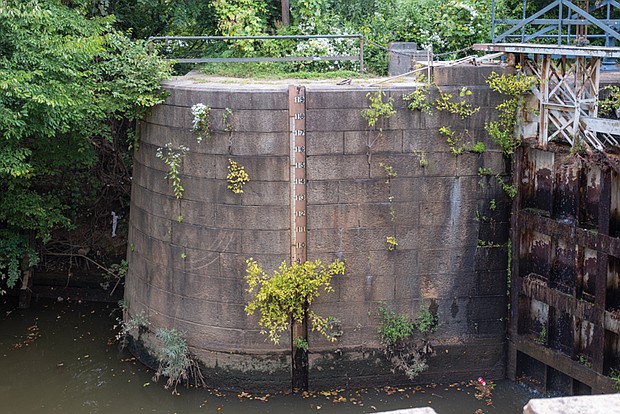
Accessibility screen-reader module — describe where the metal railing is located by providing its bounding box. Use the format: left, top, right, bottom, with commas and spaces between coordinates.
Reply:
148, 34, 365, 73
491, 0, 620, 46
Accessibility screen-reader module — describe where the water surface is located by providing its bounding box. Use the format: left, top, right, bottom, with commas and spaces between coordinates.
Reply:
0, 298, 537, 414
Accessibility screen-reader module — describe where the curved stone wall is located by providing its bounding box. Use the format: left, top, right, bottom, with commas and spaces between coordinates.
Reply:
125, 68, 510, 391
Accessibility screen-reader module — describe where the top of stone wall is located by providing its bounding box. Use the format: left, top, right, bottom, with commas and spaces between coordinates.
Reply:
164, 63, 506, 91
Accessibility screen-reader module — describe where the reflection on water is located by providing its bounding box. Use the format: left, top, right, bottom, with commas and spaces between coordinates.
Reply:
0, 298, 537, 414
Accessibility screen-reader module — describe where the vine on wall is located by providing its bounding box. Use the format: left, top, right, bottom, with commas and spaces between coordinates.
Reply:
156, 143, 189, 199
362, 89, 396, 165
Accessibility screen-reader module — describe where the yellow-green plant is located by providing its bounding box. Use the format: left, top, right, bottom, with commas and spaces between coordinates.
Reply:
434, 87, 480, 119
485, 70, 537, 155
386, 236, 398, 251
245, 258, 346, 344
403, 86, 432, 114
227, 159, 250, 194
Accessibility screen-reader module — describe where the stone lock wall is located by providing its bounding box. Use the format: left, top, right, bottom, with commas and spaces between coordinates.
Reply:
125, 67, 511, 391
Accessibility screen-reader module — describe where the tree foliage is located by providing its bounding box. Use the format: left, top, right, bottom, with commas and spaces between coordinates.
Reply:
245, 258, 345, 344
0, 0, 171, 291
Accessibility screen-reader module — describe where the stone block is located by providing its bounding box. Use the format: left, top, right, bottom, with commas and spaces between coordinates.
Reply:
477, 271, 507, 296
403, 128, 446, 154
475, 245, 509, 272
176, 199, 216, 227
181, 176, 224, 203
338, 179, 390, 204
132, 184, 181, 220
307, 203, 359, 230
356, 202, 392, 228
239, 180, 290, 206
131, 205, 172, 243
306, 108, 368, 132
163, 83, 288, 110
434, 65, 505, 86
133, 142, 168, 173
140, 122, 195, 149
215, 204, 289, 230
307, 180, 341, 203
306, 88, 369, 109
376, 409, 437, 414
523, 395, 620, 414
238, 155, 289, 182
183, 152, 218, 179
370, 154, 426, 179
229, 132, 289, 156
225, 88, 288, 110
241, 229, 290, 255
220, 252, 289, 278
307, 154, 369, 180
307, 131, 345, 156
171, 223, 243, 253
345, 130, 403, 155
228, 109, 288, 133
214, 155, 289, 185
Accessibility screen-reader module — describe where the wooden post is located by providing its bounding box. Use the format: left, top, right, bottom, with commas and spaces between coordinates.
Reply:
282, 0, 290, 26
291, 316, 308, 391
18, 255, 33, 309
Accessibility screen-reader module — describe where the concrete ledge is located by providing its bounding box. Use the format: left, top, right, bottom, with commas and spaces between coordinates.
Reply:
524, 394, 620, 414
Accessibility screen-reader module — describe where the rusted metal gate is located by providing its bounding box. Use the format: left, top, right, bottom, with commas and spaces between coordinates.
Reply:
509, 146, 620, 394
472, 41, 620, 394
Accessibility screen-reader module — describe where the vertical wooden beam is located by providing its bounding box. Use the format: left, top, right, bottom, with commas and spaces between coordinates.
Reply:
593, 168, 611, 375
540, 55, 551, 148
282, 0, 290, 26
508, 146, 525, 380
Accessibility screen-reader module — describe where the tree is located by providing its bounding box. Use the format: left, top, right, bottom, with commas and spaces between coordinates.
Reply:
0, 0, 172, 293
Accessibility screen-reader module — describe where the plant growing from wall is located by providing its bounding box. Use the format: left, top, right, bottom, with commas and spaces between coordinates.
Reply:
386, 236, 399, 251
191, 103, 211, 143
403, 86, 432, 114
477, 167, 517, 199
435, 87, 480, 119
245, 258, 345, 344
379, 162, 399, 252
404, 83, 487, 155
295, 336, 309, 351
600, 86, 620, 118
153, 327, 205, 394
535, 325, 547, 345
156, 143, 189, 199
227, 159, 250, 194
412, 149, 429, 168
115, 311, 151, 349
362, 89, 396, 164
222, 108, 234, 133
377, 302, 437, 380
379, 162, 397, 221
609, 368, 620, 391
485, 70, 537, 156
577, 354, 592, 369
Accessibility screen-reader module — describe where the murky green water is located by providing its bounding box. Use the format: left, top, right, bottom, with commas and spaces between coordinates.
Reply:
0, 298, 537, 414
